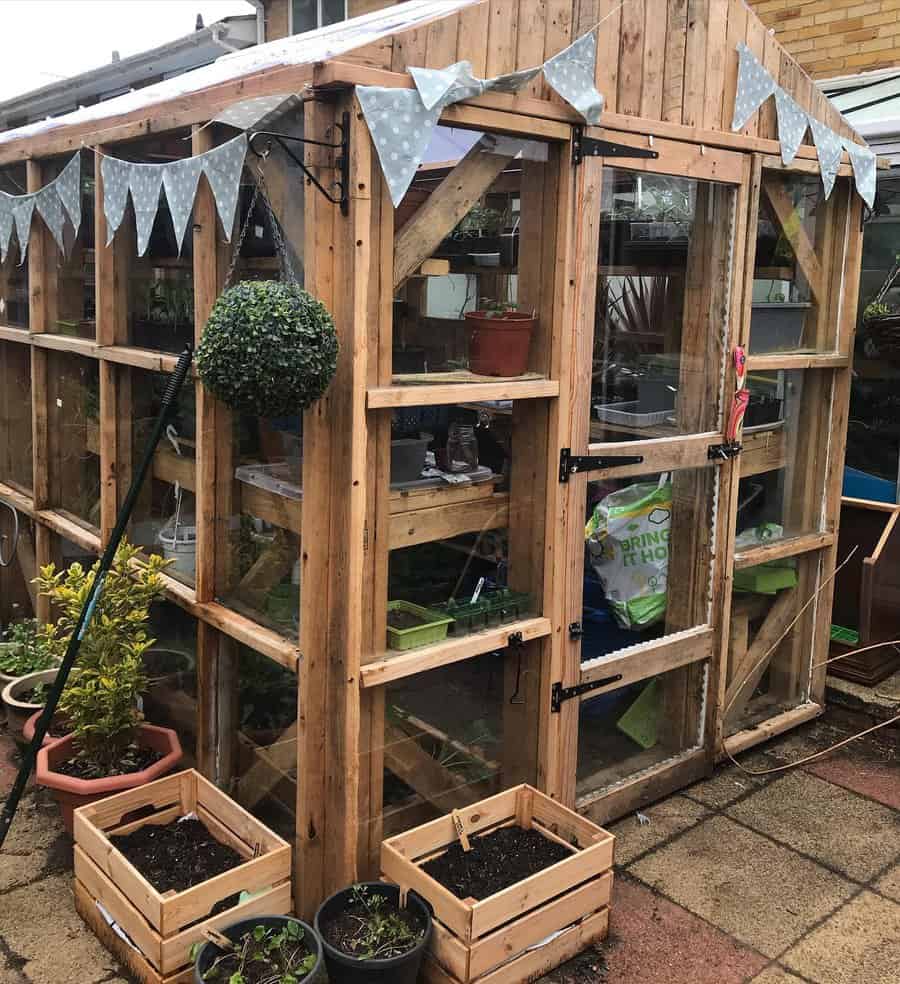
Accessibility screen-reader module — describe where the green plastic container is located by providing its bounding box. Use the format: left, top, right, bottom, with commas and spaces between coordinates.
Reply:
435, 599, 489, 636
387, 601, 454, 650
484, 589, 532, 626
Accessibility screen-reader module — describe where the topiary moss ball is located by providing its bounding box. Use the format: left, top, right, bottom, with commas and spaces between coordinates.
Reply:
197, 280, 338, 417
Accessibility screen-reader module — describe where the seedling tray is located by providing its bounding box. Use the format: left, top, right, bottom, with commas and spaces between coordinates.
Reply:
73, 769, 291, 979
382, 784, 613, 983
388, 600, 455, 650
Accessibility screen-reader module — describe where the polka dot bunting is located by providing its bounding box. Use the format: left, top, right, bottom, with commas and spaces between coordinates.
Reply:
200, 133, 248, 242
162, 156, 204, 254
807, 115, 843, 199
11, 195, 35, 265
0, 195, 13, 263
35, 184, 66, 253
543, 29, 604, 124
843, 138, 876, 209
731, 42, 776, 132
774, 87, 807, 166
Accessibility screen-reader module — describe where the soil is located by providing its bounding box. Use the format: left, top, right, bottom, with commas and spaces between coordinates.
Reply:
321, 897, 424, 960
17, 684, 50, 705
55, 745, 163, 780
110, 817, 243, 894
202, 931, 314, 983
422, 825, 573, 900
387, 609, 428, 630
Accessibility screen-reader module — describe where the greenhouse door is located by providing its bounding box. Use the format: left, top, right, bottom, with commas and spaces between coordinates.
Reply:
557, 137, 749, 823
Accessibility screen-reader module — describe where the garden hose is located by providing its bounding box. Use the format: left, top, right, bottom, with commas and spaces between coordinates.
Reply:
0, 344, 193, 848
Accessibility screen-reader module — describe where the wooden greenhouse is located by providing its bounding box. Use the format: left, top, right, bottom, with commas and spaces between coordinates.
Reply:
0, 0, 871, 924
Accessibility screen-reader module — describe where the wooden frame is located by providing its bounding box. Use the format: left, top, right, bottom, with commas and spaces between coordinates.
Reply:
73, 769, 291, 978
0, 0, 867, 930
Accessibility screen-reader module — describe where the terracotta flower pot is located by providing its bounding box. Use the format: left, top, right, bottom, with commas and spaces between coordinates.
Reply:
464, 310, 536, 377
2, 668, 60, 743
23, 709, 69, 749
36, 723, 183, 834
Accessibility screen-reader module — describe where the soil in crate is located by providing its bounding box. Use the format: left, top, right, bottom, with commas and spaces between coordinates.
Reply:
110, 817, 242, 894
422, 826, 572, 900
56, 745, 164, 779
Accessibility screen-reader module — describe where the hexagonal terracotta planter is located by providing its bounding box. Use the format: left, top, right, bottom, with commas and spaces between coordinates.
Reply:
36, 723, 183, 833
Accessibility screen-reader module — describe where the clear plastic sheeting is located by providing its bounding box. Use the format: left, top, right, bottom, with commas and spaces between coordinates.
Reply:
0, 0, 481, 147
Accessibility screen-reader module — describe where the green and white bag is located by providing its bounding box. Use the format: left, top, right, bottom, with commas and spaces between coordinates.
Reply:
585, 478, 672, 629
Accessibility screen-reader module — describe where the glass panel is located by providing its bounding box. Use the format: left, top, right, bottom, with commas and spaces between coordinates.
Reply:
750, 172, 843, 355
141, 600, 198, 763
383, 400, 539, 659
122, 135, 195, 352
47, 352, 100, 531
370, 652, 537, 842
725, 553, 817, 736
0, 341, 32, 493
0, 516, 38, 625
577, 664, 706, 798
0, 165, 29, 330
581, 467, 717, 664
218, 411, 302, 639
48, 153, 95, 339
590, 170, 734, 443
393, 126, 552, 380
736, 370, 829, 543
233, 645, 297, 841
116, 367, 197, 587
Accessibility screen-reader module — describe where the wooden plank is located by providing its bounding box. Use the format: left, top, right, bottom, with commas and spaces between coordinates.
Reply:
747, 353, 849, 371
640, 1, 666, 120
721, 701, 822, 758
369, 378, 558, 407
703, 0, 728, 130
485, 0, 518, 78
595, 1, 622, 115
580, 625, 714, 691
682, 0, 709, 128
616, 0, 644, 117
388, 492, 509, 549
361, 617, 552, 686
761, 176, 824, 308
734, 531, 835, 570
393, 139, 516, 288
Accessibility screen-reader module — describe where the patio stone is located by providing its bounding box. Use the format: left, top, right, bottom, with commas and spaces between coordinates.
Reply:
781, 891, 900, 984
629, 814, 856, 957
804, 749, 900, 811
608, 795, 710, 865
727, 771, 900, 882
748, 965, 810, 982
873, 863, 900, 903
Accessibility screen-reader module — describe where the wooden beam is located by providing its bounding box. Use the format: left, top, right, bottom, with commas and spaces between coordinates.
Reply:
393, 137, 516, 288
761, 176, 824, 305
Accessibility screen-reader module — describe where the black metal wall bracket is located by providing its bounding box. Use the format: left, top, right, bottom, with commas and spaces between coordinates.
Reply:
551, 674, 624, 712
249, 109, 351, 216
559, 447, 645, 483
572, 126, 660, 166
708, 441, 743, 461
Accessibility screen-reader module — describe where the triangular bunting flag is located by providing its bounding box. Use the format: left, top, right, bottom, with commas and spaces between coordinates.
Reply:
543, 29, 604, 124
128, 164, 164, 256
0, 195, 13, 263
162, 156, 203, 253
807, 116, 842, 199
11, 195, 35, 264
843, 138, 877, 209
101, 156, 132, 245
201, 133, 248, 241
731, 42, 777, 131
774, 88, 808, 166
55, 153, 82, 236
35, 184, 66, 253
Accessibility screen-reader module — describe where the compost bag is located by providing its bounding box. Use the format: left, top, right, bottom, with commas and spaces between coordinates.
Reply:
585, 479, 672, 629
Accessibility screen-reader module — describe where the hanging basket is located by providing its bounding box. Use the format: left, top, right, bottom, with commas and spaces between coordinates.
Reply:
198, 280, 338, 417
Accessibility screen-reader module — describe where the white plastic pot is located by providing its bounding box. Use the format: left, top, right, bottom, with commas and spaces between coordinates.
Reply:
158, 519, 197, 579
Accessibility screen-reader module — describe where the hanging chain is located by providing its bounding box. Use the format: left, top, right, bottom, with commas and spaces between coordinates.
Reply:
222, 157, 299, 291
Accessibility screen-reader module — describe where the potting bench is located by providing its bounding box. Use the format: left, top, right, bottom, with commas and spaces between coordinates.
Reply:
0, 0, 869, 929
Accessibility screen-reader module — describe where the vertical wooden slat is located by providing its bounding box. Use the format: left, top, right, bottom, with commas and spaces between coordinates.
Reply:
424, 11, 459, 69
26, 162, 49, 514
617, 0, 645, 118
721, 0, 747, 133
595, 0, 622, 115
486, 0, 519, 77
542, 0, 574, 102
640, 0, 667, 122
458, 3, 490, 77
742, 11, 767, 139
517, 0, 548, 99
703, 0, 729, 131
758, 28, 781, 141
663, 0, 689, 125
682, 0, 710, 128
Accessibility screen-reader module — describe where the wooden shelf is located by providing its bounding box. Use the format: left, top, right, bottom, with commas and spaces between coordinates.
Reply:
369, 374, 558, 408
360, 616, 551, 688
740, 427, 787, 478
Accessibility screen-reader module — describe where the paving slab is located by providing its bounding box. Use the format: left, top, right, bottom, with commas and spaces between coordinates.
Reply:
873, 863, 900, 903
727, 771, 900, 882
781, 891, 900, 984
629, 814, 856, 957
803, 746, 900, 811
749, 966, 810, 983
0, 790, 70, 893
681, 762, 768, 809
608, 795, 710, 866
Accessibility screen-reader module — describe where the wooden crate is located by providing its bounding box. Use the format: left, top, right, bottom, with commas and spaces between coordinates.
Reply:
381, 784, 614, 984
73, 769, 292, 979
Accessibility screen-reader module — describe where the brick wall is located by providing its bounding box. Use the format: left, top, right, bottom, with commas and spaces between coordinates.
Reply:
749, 0, 900, 77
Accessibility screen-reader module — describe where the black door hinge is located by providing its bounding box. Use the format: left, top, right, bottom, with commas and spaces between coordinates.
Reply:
559, 447, 645, 483
569, 621, 583, 641
551, 675, 624, 712
572, 126, 660, 166
707, 441, 742, 461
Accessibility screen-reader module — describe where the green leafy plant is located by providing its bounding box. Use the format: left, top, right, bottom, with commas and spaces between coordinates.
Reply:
340, 885, 423, 960
197, 281, 338, 418
195, 922, 316, 983
864, 300, 892, 320
0, 619, 56, 676
480, 298, 518, 318
453, 203, 504, 239
140, 279, 194, 329
34, 540, 170, 775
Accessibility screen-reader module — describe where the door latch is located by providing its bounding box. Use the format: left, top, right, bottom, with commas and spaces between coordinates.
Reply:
707, 442, 742, 461
559, 448, 645, 482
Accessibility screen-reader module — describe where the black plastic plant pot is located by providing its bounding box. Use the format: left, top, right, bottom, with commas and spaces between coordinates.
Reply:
193, 915, 324, 984
314, 882, 432, 984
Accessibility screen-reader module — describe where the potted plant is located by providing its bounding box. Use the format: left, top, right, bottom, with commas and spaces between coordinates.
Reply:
33, 540, 183, 832
381, 785, 614, 983
387, 600, 454, 651
0, 617, 57, 724
193, 916, 323, 983
197, 280, 338, 418
464, 299, 537, 377
862, 257, 900, 363
314, 882, 431, 984
3, 669, 61, 743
